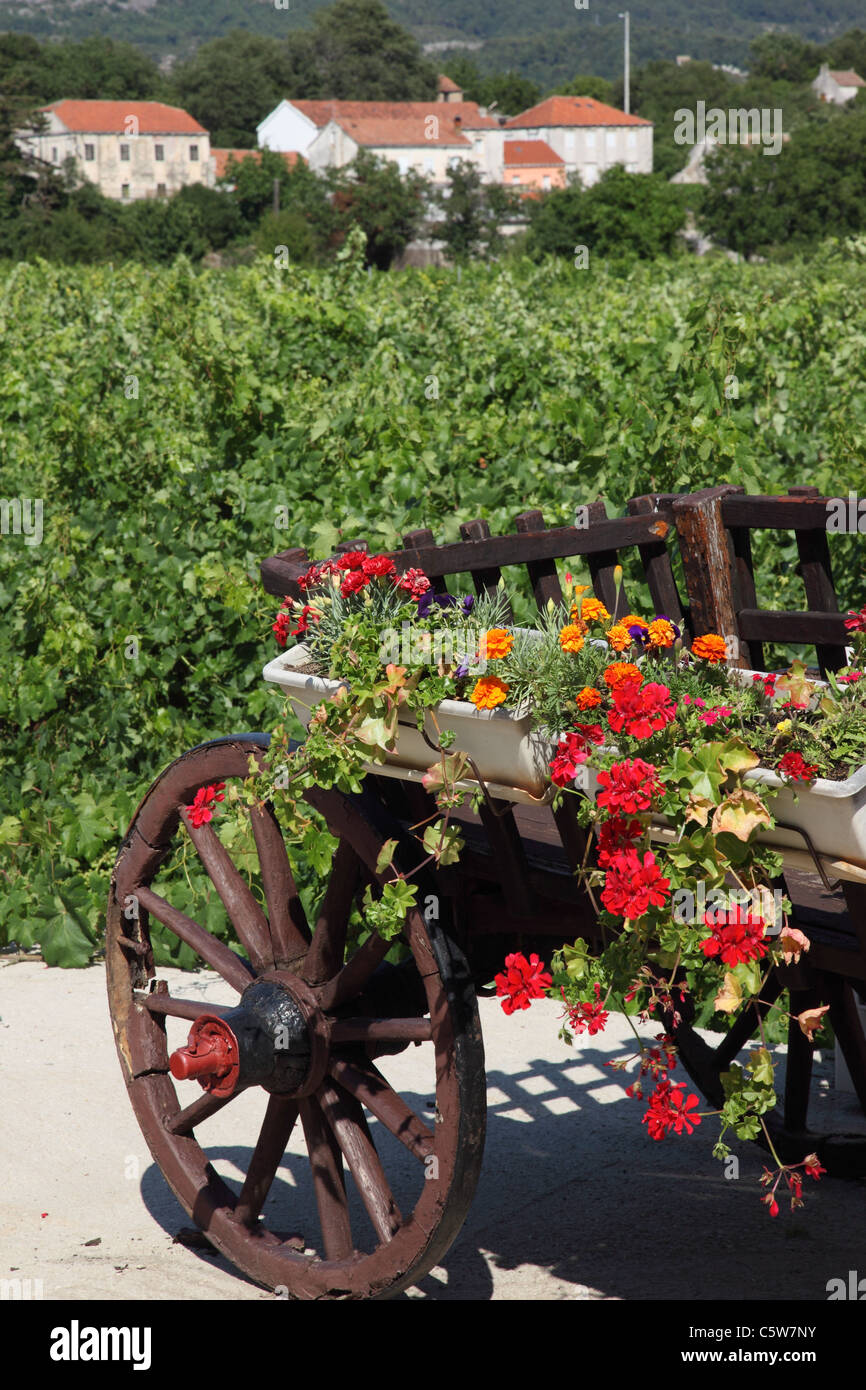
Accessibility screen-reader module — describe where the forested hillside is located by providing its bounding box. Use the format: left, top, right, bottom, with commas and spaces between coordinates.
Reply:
0, 0, 864, 75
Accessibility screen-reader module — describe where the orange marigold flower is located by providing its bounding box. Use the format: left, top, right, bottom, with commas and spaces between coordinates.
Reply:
692, 633, 728, 664
620, 614, 649, 632
484, 628, 514, 659
575, 686, 603, 709
469, 675, 509, 709
559, 624, 586, 654
573, 596, 610, 624
647, 618, 677, 649
607, 624, 633, 652
603, 662, 642, 690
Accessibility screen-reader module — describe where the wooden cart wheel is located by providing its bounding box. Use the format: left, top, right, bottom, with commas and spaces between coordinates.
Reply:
666, 959, 866, 1179
106, 734, 486, 1299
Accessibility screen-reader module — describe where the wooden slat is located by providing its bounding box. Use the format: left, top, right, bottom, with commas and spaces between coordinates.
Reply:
459, 519, 510, 608
260, 548, 309, 599
736, 609, 849, 646
673, 487, 746, 665
626, 495, 686, 626
794, 526, 847, 676
721, 495, 832, 530
514, 510, 563, 611
583, 499, 630, 619
726, 523, 764, 670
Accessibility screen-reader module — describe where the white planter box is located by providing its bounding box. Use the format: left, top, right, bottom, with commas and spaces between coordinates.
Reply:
263, 650, 866, 864
262, 644, 559, 805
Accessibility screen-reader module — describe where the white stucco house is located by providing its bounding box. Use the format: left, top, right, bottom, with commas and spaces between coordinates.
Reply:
257, 90, 502, 187
504, 96, 653, 186
20, 100, 211, 200
812, 64, 865, 105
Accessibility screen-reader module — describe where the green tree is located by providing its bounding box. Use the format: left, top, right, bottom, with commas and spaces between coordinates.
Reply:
170, 33, 292, 148
436, 158, 520, 260
294, 0, 438, 101
749, 34, 824, 84
174, 183, 244, 250
526, 166, 688, 261
328, 150, 425, 268
550, 75, 614, 104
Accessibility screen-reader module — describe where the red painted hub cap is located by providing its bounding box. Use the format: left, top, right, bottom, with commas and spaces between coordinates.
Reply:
169, 1016, 240, 1097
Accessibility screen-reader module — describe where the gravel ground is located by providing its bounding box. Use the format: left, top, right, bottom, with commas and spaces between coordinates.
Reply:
3, 957, 866, 1303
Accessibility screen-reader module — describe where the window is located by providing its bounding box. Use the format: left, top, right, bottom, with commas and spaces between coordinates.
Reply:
120, 144, 130, 161
156, 182, 166, 196
51, 146, 58, 162
565, 132, 575, 151
586, 131, 596, 148
121, 183, 130, 199
155, 144, 164, 161
84, 143, 95, 161
542, 174, 551, 190
511, 172, 520, 182
627, 130, 637, 148
189, 144, 199, 161
606, 131, 616, 148
424, 155, 434, 174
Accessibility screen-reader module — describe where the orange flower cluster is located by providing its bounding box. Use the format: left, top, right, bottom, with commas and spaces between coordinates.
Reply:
469, 676, 509, 709
692, 633, 728, 664
559, 624, 586, 654
484, 628, 514, 659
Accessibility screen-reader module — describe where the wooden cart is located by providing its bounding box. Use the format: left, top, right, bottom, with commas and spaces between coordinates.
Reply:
106, 486, 866, 1300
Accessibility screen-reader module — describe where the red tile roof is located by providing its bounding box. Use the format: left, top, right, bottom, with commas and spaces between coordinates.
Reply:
504, 139, 563, 166
292, 98, 498, 144
505, 96, 652, 129
212, 148, 300, 179
43, 100, 207, 135
829, 69, 865, 87
438, 74, 461, 93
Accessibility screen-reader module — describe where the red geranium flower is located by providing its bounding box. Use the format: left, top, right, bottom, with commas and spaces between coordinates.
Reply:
335, 551, 368, 571
596, 759, 663, 814
549, 723, 604, 787
607, 681, 676, 740
601, 849, 671, 919
272, 608, 292, 647
393, 567, 431, 598
560, 982, 609, 1036
642, 1079, 701, 1140
186, 783, 226, 829
844, 606, 866, 633
495, 952, 553, 1015
596, 816, 644, 866
777, 750, 819, 782
701, 906, 768, 966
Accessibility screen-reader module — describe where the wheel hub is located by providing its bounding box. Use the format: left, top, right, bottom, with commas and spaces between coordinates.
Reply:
169, 977, 317, 1098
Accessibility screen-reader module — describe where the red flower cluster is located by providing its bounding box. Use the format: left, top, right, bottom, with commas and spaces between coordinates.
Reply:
294, 551, 407, 600
752, 672, 778, 697
838, 671, 862, 684
844, 605, 866, 633
394, 566, 432, 599
701, 905, 768, 966
697, 704, 732, 726
595, 816, 643, 867
272, 607, 292, 647
606, 680, 677, 740
186, 782, 225, 829
642, 1080, 701, 1140
596, 759, 663, 814
601, 849, 671, 919
625, 1038, 678, 1099
777, 751, 819, 782
495, 952, 553, 1015
549, 723, 604, 787
560, 982, 609, 1036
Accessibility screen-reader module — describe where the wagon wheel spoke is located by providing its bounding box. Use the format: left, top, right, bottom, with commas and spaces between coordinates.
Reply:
330, 1018, 432, 1044
140, 992, 232, 1022
167, 1089, 238, 1137
318, 1080, 402, 1243
234, 1095, 300, 1228
299, 1097, 354, 1261
181, 809, 275, 974
248, 803, 311, 966
318, 933, 392, 1012
329, 1056, 434, 1161
302, 839, 361, 985
134, 884, 254, 991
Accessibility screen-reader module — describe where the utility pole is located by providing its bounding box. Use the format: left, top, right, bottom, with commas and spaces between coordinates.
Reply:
618, 10, 630, 114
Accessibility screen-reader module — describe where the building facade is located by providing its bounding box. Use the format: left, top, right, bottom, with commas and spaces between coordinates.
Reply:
22, 100, 210, 201
504, 96, 653, 186
812, 65, 865, 105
